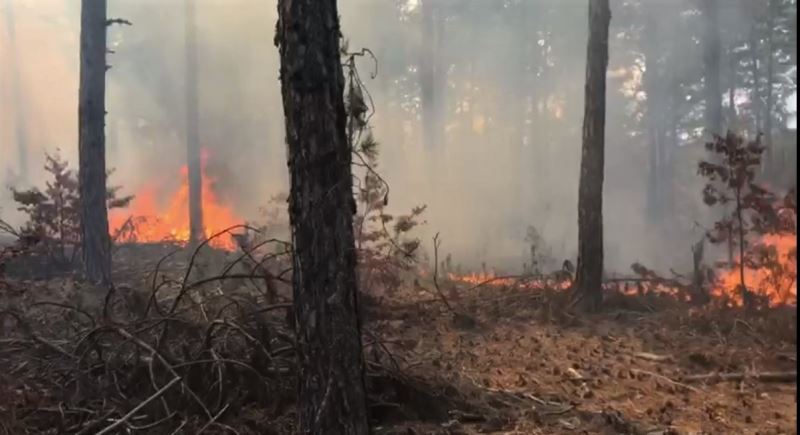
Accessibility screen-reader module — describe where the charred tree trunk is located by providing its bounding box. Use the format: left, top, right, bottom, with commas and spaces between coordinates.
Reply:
185, 0, 204, 247
574, 0, 610, 312
275, 0, 369, 433
701, 0, 723, 137
4, 0, 28, 182
78, 0, 111, 284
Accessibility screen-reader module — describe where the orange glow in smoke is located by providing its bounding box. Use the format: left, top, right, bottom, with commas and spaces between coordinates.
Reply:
109, 151, 241, 250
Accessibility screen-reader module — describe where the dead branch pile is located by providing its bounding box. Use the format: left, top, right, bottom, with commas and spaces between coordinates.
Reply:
0, 229, 298, 434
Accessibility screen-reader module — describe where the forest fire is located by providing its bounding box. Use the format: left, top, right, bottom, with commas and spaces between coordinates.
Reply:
711, 233, 798, 307
109, 152, 242, 250
447, 233, 797, 308
446, 271, 572, 290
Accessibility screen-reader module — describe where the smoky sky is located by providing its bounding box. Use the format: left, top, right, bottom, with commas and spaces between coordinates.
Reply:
1, 0, 796, 274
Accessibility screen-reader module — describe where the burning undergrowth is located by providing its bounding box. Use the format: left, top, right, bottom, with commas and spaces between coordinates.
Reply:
110, 149, 242, 251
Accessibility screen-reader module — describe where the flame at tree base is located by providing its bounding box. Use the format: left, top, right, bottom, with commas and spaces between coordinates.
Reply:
109, 151, 242, 251
446, 233, 796, 308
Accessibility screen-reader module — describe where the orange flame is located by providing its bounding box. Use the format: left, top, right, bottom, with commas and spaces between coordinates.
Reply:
446, 272, 571, 291
711, 233, 797, 307
447, 233, 797, 308
109, 150, 242, 250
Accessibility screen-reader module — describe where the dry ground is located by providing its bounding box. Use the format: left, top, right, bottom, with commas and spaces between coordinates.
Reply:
369, 284, 797, 435
0, 244, 796, 434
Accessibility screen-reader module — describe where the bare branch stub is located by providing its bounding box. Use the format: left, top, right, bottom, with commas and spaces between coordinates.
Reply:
106, 18, 133, 26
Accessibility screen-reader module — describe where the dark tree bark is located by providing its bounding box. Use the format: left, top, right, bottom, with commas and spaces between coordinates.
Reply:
185, 0, 204, 247
275, 0, 369, 433
701, 0, 723, 137
4, 0, 28, 182
79, 0, 112, 284
574, 0, 610, 312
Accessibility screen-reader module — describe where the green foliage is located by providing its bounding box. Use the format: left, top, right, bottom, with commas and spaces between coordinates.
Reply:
9, 151, 132, 266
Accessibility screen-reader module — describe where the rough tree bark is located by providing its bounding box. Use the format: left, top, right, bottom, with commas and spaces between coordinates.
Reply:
701, 0, 723, 137
4, 0, 28, 182
574, 0, 611, 312
185, 0, 204, 247
79, 0, 112, 284
275, 0, 369, 433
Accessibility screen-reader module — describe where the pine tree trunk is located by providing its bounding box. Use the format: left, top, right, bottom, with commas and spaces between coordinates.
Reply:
701, 0, 723, 137
749, 27, 762, 138
763, 0, 776, 174
575, 0, 610, 312
4, 0, 28, 182
420, 0, 444, 150
185, 0, 204, 247
275, 0, 369, 433
78, 0, 112, 285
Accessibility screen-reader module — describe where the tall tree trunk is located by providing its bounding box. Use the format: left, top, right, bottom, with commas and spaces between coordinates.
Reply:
701, 0, 723, 137
749, 26, 762, 139
420, 0, 444, 150
763, 0, 776, 174
79, 0, 111, 284
575, 0, 610, 312
643, 14, 665, 224
275, 0, 369, 433
185, 0, 204, 247
4, 0, 28, 183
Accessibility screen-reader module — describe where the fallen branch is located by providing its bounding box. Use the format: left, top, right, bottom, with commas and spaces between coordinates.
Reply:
678, 371, 797, 384
96, 376, 181, 435
630, 369, 701, 393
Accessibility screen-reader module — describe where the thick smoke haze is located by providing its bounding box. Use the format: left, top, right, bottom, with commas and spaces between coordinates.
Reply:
1, 0, 796, 274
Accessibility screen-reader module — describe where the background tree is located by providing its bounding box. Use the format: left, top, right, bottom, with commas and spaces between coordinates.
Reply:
575, 0, 611, 312
275, 0, 370, 432
185, 0, 204, 247
3, 0, 29, 183
701, 0, 723, 137
78, 0, 112, 284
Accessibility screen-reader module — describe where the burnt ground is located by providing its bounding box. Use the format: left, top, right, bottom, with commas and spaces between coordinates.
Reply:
0, 244, 796, 434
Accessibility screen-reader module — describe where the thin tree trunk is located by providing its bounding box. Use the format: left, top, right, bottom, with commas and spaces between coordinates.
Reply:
643, 16, 663, 224
4, 0, 28, 182
575, 0, 610, 312
79, 0, 112, 284
763, 0, 776, 174
185, 0, 204, 247
749, 27, 762, 139
420, 0, 444, 150
275, 0, 369, 432
701, 0, 723, 137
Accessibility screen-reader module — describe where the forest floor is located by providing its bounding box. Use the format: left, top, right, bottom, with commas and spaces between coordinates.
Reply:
0, 243, 796, 434
370, 284, 797, 435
